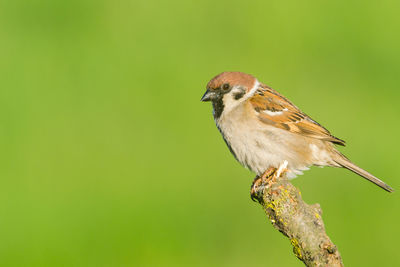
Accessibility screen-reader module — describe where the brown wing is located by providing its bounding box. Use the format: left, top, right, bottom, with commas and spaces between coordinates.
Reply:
249, 85, 345, 146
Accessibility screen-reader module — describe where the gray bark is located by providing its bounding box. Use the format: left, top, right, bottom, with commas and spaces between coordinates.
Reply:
252, 170, 344, 267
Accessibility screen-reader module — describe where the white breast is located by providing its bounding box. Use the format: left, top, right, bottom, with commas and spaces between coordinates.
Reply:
216, 102, 313, 178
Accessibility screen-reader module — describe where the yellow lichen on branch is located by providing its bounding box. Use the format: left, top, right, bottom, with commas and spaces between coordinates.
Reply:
252, 164, 343, 267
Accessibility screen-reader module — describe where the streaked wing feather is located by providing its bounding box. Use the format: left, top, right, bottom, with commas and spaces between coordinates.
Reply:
250, 85, 345, 146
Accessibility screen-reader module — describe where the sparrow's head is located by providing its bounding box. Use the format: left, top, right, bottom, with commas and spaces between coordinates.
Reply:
201, 72, 259, 117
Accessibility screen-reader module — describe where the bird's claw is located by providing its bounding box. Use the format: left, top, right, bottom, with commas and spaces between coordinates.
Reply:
250, 167, 277, 202
250, 176, 263, 202
250, 162, 289, 202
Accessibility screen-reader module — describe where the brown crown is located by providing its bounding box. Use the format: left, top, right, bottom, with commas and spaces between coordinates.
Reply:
207, 72, 256, 91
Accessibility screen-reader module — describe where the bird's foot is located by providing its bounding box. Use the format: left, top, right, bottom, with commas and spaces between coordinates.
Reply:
250, 167, 277, 202
250, 161, 289, 202
250, 176, 262, 202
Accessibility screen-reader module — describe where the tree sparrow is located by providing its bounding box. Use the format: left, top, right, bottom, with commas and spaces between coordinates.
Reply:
201, 72, 393, 193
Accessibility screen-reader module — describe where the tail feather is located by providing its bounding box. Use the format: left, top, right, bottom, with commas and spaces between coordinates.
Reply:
334, 156, 394, 193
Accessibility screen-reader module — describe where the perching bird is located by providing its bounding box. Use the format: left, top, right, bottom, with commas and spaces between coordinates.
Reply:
201, 71, 393, 193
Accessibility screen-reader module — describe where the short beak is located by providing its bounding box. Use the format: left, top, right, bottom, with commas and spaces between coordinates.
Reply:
200, 90, 213, 102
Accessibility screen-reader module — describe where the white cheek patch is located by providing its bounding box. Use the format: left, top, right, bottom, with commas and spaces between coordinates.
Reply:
219, 79, 261, 118
221, 93, 237, 114
231, 87, 246, 97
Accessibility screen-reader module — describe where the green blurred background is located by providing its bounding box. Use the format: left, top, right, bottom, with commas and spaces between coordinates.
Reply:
0, 0, 399, 266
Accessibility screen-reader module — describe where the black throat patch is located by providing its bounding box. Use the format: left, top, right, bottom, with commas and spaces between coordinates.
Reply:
212, 97, 224, 119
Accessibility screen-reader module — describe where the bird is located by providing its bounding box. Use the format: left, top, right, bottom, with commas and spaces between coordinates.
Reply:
201, 71, 393, 194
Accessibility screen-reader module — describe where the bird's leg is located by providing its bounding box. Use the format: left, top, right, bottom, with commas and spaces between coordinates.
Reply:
250, 167, 277, 202
250, 161, 289, 202
261, 167, 277, 183
265, 161, 289, 187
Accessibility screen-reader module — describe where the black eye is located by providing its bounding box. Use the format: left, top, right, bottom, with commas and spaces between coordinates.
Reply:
222, 83, 230, 90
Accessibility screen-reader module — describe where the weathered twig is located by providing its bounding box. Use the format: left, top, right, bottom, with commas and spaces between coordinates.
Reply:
252, 163, 344, 267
